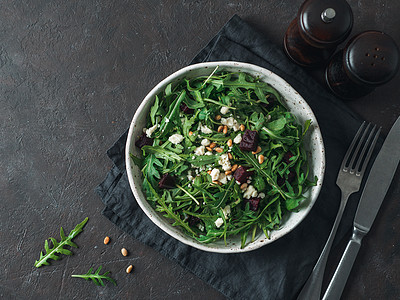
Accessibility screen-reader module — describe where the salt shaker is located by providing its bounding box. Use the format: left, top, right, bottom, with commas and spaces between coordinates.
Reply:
284, 0, 353, 67
325, 31, 400, 99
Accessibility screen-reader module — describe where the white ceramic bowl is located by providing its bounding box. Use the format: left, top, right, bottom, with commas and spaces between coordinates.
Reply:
126, 61, 325, 253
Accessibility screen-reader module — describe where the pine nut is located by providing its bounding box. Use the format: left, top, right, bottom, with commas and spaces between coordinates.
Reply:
215, 115, 222, 121
189, 131, 193, 136
227, 139, 233, 147
209, 142, 217, 149
240, 183, 248, 190
231, 164, 238, 172
207, 170, 212, 174
121, 248, 128, 256
228, 153, 233, 160
212, 180, 222, 185
103, 236, 110, 245
223, 125, 228, 134
258, 154, 265, 164
126, 265, 133, 274
215, 147, 223, 153
225, 170, 232, 175
217, 125, 224, 132
206, 146, 212, 152
240, 124, 245, 131
252, 146, 262, 154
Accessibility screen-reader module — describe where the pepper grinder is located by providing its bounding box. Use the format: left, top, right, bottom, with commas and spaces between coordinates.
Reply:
326, 31, 400, 99
284, 0, 353, 67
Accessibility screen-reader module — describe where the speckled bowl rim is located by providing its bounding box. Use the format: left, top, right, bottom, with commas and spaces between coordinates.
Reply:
126, 61, 325, 253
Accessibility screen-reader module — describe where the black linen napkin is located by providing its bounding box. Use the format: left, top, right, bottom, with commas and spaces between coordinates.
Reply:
96, 15, 378, 300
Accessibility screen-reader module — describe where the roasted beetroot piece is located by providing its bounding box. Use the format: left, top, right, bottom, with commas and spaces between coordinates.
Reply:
239, 129, 259, 152
180, 103, 194, 114
245, 197, 261, 211
158, 173, 176, 189
283, 151, 294, 164
135, 132, 153, 149
277, 170, 296, 187
261, 95, 277, 110
233, 166, 254, 184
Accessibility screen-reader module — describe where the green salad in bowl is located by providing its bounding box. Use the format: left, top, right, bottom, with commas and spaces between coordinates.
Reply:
126, 62, 325, 253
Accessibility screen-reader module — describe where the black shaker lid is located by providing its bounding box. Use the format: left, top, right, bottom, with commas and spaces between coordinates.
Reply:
344, 31, 400, 86
299, 0, 353, 46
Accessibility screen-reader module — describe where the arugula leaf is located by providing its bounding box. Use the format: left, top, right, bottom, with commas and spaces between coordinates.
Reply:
253, 175, 266, 191
130, 153, 143, 168
72, 265, 116, 286
146, 179, 197, 236
34, 217, 88, 268
150, 95, 160, 125
142, 154, 162, 187
157, 90, 186, 137
187, 155, 218, 167
267, 116, 287, 131
142, 145, 183, 162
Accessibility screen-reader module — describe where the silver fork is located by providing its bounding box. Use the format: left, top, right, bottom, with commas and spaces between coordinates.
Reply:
297, 121, 381, 300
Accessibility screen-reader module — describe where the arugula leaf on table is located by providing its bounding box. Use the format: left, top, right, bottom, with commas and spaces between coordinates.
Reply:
71, 265, 116, 286
34, 217, 88, 268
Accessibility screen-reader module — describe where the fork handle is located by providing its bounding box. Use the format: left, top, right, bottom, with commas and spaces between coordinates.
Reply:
297, 193, 350, 300
322, 227, 366, 300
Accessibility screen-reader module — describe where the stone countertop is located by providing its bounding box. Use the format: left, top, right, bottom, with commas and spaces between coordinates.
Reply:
1, 1, 399, 299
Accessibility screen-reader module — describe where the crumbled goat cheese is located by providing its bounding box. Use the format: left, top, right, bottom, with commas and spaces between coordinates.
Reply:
221, 117, 240, 131
227, 174, 233, 181
215, 217, 224, 228
168, 133, 184, 144
145, 124, 158, 138
187, 170, 194, 181
222, 205, 231, 219
218, 153, 231, 171
218, 173, 227, 185
210, 168, 220, 181
201, 138, 211, 146
199, 123, 213, 134
197, 223, 205, 231
205, 151, 213, 156
243, 185, 258, 199
194, 146, 205, 156
258, 192, 266, 199
233, 133, 242, 144
220, 106, 230, 115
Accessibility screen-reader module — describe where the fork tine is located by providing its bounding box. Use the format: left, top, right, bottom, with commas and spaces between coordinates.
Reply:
353, 124, 377, 174
341, 121, 366, 170
347, 123, 371, 172
357, 126, 381, 175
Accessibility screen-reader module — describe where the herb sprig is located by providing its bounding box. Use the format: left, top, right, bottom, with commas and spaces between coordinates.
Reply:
34, 217, 88, 268
72, 265, 116, 286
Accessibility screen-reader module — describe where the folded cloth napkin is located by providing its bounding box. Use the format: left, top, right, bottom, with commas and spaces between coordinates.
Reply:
96, 15, 380, 300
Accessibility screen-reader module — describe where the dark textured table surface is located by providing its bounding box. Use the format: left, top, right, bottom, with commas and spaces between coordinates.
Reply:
1, 1, 399, 299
